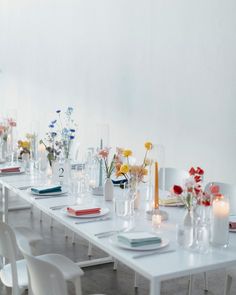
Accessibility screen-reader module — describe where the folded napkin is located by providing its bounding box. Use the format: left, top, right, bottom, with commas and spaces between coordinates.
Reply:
159, 197, 182, 206
67, 206, 101, 216
117, 232, 162, 247
229, 222, 236, 229
0, 166, 21, 173
31, 186, 62, 194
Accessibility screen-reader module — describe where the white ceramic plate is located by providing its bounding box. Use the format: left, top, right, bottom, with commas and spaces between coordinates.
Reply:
29, 188, 68, 196
62, 207, 110, 218
0, 169, 25, 176
109, 234, 169, 251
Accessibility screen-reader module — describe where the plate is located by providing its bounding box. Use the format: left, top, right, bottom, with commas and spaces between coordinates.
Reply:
109, 234, 169, 251
62, 207, 110, 218
28, 188, 68, 196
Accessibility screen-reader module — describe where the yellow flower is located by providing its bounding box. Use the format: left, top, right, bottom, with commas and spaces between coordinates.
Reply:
144, 141, 152, 150
123, 149, 132, 157
119, 164, 129, 174
21, 141, 30, 149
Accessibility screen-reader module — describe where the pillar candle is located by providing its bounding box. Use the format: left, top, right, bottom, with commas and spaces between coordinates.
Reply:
211, 195, 229, 247
154, 161, 159, 209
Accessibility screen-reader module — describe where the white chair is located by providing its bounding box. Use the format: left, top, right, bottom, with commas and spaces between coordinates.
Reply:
159, 167, 189, 191
18, 239, 106, 295
0, 222, 28, 295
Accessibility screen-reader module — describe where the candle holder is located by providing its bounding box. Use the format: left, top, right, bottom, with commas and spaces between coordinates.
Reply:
146, 208, 168, 221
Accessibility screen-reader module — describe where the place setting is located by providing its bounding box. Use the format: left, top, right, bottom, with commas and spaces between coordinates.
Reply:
27, 185, 68, 199
61, 205, 111, 224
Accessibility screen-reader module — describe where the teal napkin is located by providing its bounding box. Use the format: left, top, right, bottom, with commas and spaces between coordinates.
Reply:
117, 232, 162, 247
31, 186, 62, 194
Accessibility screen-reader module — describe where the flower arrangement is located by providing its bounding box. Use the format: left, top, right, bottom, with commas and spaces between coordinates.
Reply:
115, 141, 153, 186
172, 166, 204, 211
18, 140, 30, 159
0, 118, 17, 142
40, 107, 77, 166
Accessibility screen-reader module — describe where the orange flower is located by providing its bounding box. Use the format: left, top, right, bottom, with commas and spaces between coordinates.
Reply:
144, 141, 152, 150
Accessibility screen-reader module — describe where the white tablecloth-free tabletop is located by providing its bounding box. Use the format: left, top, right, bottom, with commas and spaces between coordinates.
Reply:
1, 170, 236, 295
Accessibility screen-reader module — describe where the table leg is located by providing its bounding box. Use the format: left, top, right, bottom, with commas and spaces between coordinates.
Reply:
2, 185, 9, 224
150, 279, 161, 295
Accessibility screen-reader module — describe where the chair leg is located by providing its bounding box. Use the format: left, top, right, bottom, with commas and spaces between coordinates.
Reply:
73, 277, 82, 295
204, 271, 208, 291
72, 232, 76, 244
64, 227, 68, 239
113, 259, 118, 271
188, 275, 194, 295
40, 210, 43, 222
224, 274, 232, 295
134, 272, 139, 288
50, 217, 53, 228
87, 242, 92, 257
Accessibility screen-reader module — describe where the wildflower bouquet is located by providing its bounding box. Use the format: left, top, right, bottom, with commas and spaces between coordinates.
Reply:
172, 166, 204, 211
115, 142, 152, 187
40, 107, 77, 166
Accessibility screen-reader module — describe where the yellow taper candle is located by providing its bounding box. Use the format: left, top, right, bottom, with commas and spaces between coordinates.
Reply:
154, 161, 159, 209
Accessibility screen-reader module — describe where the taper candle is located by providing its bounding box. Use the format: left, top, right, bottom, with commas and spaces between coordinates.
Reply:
154, 161, 159, 209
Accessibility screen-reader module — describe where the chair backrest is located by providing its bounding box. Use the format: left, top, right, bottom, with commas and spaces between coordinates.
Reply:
159, 167, 189, 191
205, 182, 236, 214
0, 222, 20, 293
18, 239, 68, 295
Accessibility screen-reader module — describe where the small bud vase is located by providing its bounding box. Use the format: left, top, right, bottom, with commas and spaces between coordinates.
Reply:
104, 178, 114, 201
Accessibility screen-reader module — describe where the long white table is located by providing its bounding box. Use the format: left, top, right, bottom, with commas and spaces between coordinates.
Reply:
1, 171, 236, 295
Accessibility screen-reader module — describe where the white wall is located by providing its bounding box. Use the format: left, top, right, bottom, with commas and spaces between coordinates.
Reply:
0, 0, 235, 183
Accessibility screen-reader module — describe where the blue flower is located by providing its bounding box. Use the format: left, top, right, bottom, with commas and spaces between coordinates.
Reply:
49, 124, 54, 128
56, 110, 61, 113
51, 120, 57, 124
51, 132, 57, 137
70, 129, 75, 132
70, 135, 75, 140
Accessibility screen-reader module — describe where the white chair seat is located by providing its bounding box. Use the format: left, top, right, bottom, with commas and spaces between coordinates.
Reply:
39, 253, 83, 280
0, 259, 28, 288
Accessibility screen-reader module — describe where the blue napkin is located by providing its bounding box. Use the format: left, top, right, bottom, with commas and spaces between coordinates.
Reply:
31, 186, 62, 194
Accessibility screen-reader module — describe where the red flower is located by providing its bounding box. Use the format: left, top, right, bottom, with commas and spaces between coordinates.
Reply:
196, 167, 204, 175
210, 184, 220, 195
194, 187, 201, 195
173, 185, 183, 195
202, 200, 211, 206
194, 175, 201, 183
189, 167, 196, 175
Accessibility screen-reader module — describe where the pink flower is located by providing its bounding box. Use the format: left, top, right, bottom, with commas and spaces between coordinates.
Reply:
210, 184, 220, 195
8, 118, 16, 127
98, 148, 109, 159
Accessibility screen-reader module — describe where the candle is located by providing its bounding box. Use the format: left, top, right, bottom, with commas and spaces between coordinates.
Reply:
38, 143, 46, 153
154, 161, 159, 209
211, 195, 229, 247
152, 214, 161, 228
